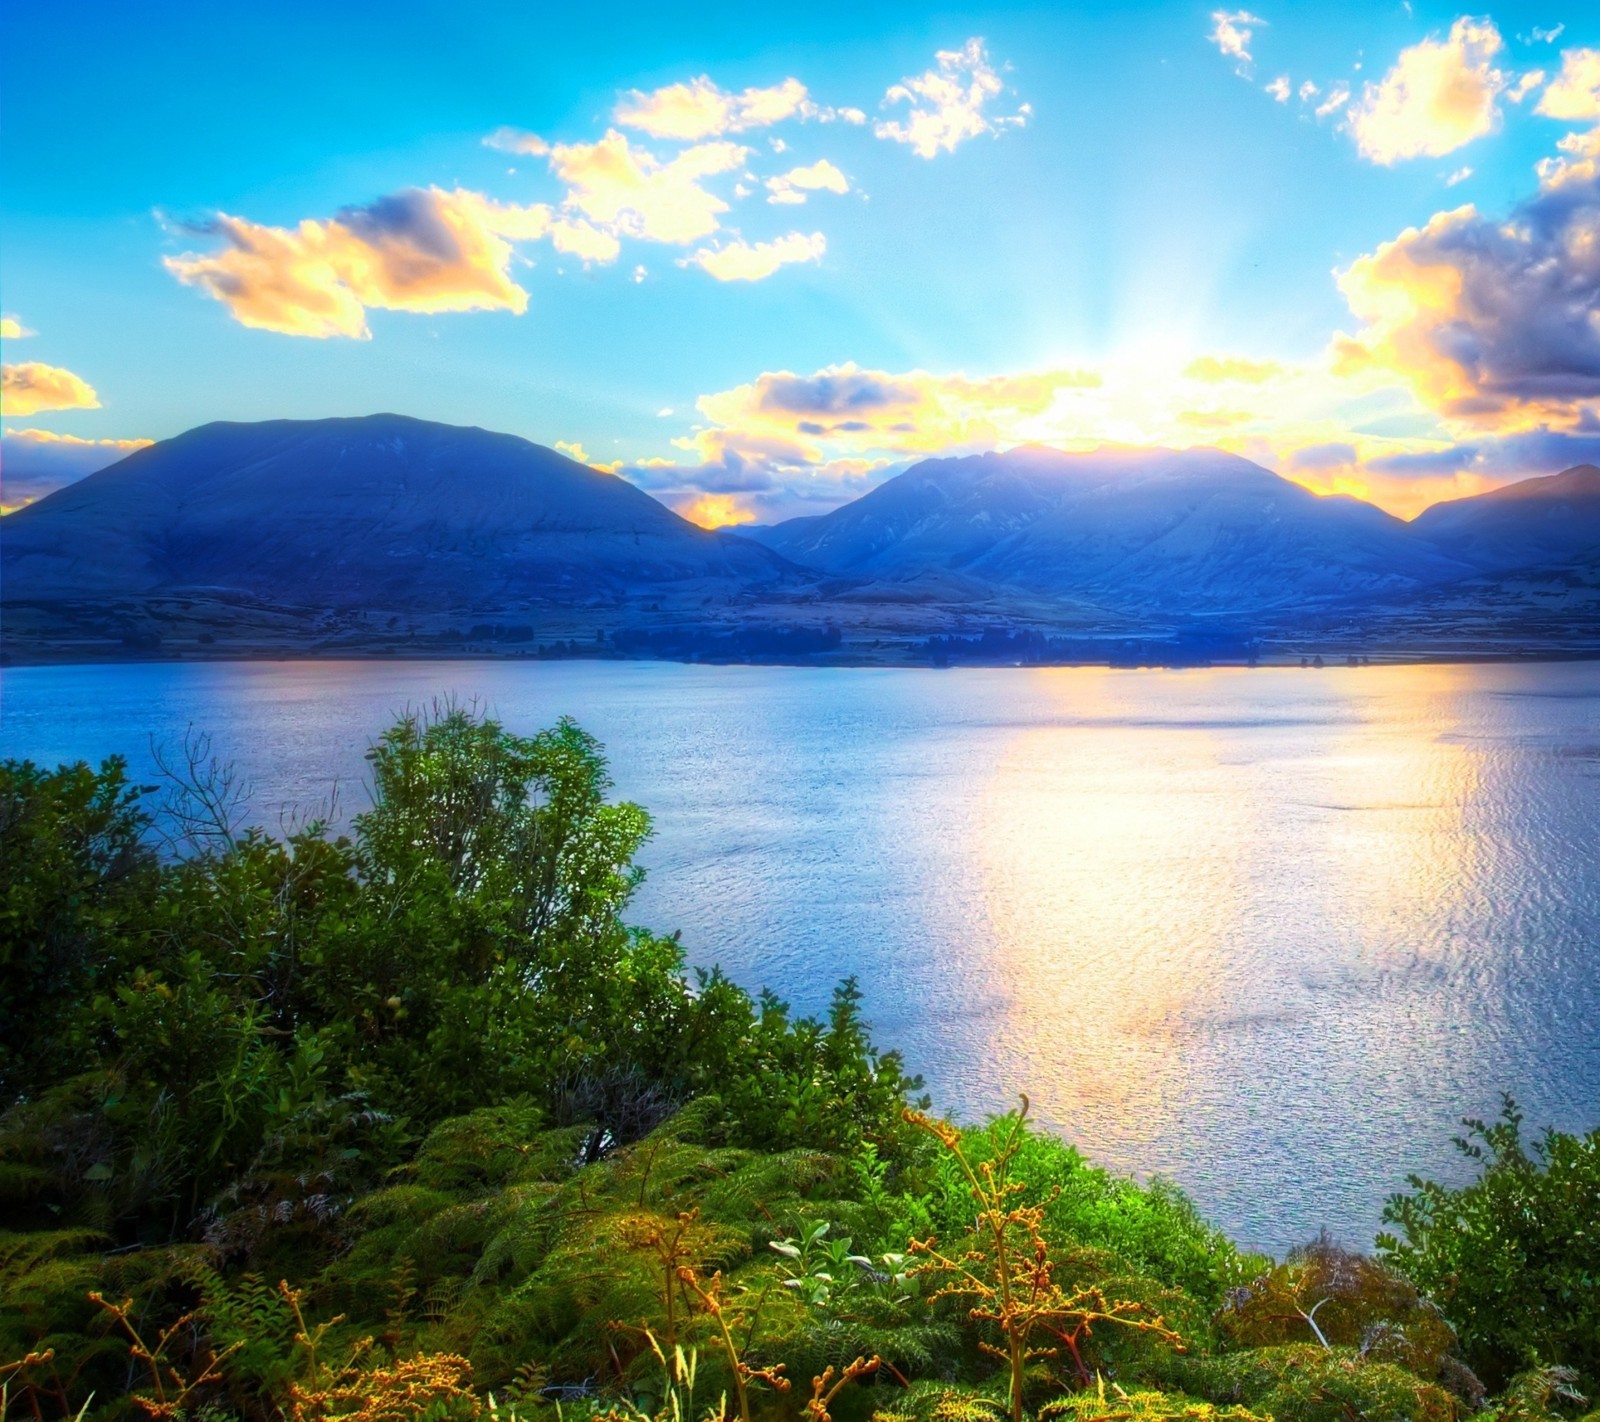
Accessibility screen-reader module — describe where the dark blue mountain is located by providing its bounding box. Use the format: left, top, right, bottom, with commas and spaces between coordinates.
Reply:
2, 415, 792, 607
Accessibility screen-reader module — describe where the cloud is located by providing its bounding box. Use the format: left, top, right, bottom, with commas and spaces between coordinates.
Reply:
1507, 70, 1546, 103
164, 187, 545, 338
1183, 355, 1283, 383
1332, 143, 1600, 431
1530, 24, 1565, 44
1209, 11, 1267, 75
0, 428, 152, 509
624, 349, 1599, 523
1348, 18, 1507, 164
1537, 47, 1600, 121
674, 493, 761, 528
1315, 82, 1351, 118
1, 316, 36, 340
1299, 80, 1320, 102
614, 76, 810, 140
765, 159, 850, 205
1445, 165, 1474, 184
2, 362, 100, 416
546, 131, 747, 245
1265, 76, 1291, 102
679, 231, 826, 281
554, 439, 592, 464
875, 38, 1030, 158
483, 126, 549, 156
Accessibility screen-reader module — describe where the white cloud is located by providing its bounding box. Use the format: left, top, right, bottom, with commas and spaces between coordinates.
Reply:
679, 231, 826, 281
1445, 165, 1473, 184
765, 159, 850, 205
875, 38, 1030, 158
1299, 80, 1319, 101
1537, 47, 1600, 121
613, 76, 810, 140
546, 131, 747, 245
1531, 24, 1565, 44
1265, 75, 1290, 102
483, 126, 549, 156
1315, 82, 1351, 118
1209, 11, 1267, 75
1348, 18, 1507, 164
1508, 70, 1546, 103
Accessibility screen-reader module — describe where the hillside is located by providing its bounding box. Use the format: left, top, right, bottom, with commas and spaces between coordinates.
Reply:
1410, 464, 1600, 571
1, 414, 792, 607
752, 445, 1475, 613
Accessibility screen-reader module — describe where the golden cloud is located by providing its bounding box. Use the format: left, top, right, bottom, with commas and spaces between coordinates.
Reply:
547, 131, 747, 245
1332, 149, 1600, 430
1348, 18, 1506, 164
673, 492, 760, 528
1, 362, 101, 416
614, 76, 810, 140
0, 428, 152, 510
631, 354, 1573, 523
681, 362, 1105, 468
680, 231, 826, 281
1537, 46, 1600, 120
1183, 355, 1283, 383
164, 187, 544, 338
1, 316, 36, 340
875, 38, 1030, 158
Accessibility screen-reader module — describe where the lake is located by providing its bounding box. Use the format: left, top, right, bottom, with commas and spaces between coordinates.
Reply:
3, 657, 1598, 1255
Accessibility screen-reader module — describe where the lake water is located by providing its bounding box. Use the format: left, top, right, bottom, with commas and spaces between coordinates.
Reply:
4, 658, 1598, 1255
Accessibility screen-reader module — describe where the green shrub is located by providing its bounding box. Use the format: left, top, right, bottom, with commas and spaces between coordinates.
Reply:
1172, 1344, 1459, 1422
1378, 1098, 1600, 1394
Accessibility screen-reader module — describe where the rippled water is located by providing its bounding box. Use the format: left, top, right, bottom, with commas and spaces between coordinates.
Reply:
4, 658, 1598, 1254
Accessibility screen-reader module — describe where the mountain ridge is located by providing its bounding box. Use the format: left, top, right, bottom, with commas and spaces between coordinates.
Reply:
3, 414, 795, 606
4, 416, 1597, 663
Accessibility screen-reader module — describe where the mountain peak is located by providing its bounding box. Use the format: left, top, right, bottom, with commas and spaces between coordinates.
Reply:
2, 414, 791, 607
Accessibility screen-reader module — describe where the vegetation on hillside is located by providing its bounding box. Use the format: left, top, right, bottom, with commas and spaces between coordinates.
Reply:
2, 704, 1596, 1422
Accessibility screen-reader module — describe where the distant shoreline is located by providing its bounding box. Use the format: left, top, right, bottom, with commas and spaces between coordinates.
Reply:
7, 647, 1600, 672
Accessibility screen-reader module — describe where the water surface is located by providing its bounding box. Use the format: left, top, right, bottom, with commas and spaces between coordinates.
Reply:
5, 658, 1598, 1254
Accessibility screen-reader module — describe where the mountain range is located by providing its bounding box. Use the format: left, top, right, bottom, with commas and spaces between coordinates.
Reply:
3, 414, 1597, 663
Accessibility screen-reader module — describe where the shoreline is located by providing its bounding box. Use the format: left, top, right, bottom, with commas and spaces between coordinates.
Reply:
6, 647, 1600, 671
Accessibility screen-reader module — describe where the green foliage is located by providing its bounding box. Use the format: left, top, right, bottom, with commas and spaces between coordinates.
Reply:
0, 755, 156, 1101
1377, 1097, 1600, 1393
0, 704, 1589, 1422
909, 1116, 1256, 1315
1172, 1345, 1460, 1422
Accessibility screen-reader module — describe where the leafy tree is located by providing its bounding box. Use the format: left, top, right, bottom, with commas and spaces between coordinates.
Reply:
0, 757, 156, 1101
1378, 1097, 1600, 1393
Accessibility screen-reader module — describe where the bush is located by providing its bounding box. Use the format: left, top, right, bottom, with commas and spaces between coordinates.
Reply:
1172, 1345, 1459, 1422
1378, 1098, 1600, 1393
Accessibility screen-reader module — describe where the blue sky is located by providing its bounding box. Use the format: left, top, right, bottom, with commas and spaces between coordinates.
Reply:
4, 0, 1599, 521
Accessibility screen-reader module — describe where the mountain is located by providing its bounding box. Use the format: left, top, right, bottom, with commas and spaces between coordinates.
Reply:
752, 445, 1473, 613
2, 415, 791, 607
1410, 464, 1600, 571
